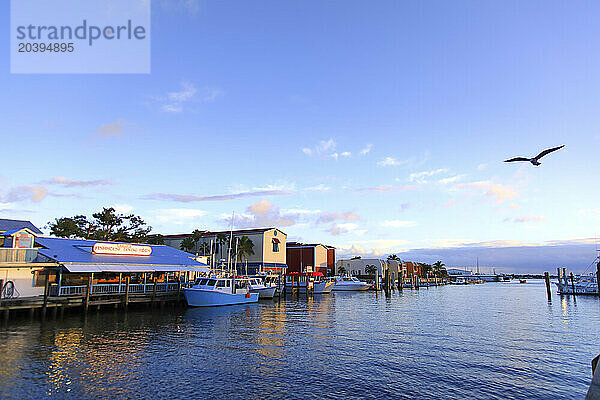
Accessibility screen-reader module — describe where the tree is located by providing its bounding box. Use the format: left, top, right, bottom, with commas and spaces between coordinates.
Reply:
419, 263, 433, 278
48, 207, 153, 243
180, 237, 196, 253
147, 234, 165, 245
236, 236, 255, 274
387, 254, 400, 261
337, 266, 347, 275
215, 233, 229, 260
432, 261, 448, 278
365, 264, 377, 276
199, 242, 211, 255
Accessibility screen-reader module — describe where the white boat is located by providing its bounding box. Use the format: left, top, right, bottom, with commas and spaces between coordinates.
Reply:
555, 273, 598, 295
184, 277, 259, 307
452, 277, 467, 285
331, 276, 372, 291
246, 277, 277, 299
313, 280, 335, 294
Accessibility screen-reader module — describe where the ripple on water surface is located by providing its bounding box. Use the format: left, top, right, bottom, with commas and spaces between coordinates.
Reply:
0, 281, 598, 400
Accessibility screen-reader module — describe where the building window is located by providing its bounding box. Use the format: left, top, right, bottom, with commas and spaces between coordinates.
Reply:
272, 238, 280, 252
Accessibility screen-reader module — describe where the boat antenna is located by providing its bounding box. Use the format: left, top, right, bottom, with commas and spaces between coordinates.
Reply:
227, 211, 234, 275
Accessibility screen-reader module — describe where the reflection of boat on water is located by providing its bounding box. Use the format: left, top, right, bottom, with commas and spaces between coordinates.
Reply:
184, 277, 259, 307
331, 276, 372, 291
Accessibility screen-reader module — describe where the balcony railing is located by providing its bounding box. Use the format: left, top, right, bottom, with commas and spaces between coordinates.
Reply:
0, 248, 38, 264
49, 282, 193, 296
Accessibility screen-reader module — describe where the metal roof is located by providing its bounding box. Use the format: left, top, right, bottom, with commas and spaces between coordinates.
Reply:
0, 219, 43, 235
35, 237, 209, 269
63, 264, 207, 273
163, 227, 287, 239
0, 227, 40, 237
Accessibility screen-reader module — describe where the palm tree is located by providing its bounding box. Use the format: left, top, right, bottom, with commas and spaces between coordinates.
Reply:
365, 264, 376, 276
180, 237, 196, 253
432, 261, 447, 277
337, 266, 347, 275
215, 233, 229, 261
387, 254, 400, 261
199, 242, 211, 256
236, 236, 255, 274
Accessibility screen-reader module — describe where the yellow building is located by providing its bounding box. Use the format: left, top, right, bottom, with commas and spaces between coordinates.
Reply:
163, 227, 287, 274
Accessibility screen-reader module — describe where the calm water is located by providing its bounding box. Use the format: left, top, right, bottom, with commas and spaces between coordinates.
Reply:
1, 281, 599, 399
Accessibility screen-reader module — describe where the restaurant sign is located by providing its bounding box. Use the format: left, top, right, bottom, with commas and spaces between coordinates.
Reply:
92, 243, 152, 256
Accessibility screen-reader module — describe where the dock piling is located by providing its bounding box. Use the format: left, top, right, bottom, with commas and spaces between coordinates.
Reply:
570, 272, 576, 295
544, 271, 551, 301
596, 262, 600, 296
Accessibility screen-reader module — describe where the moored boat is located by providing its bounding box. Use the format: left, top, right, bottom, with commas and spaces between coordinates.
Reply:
331, 276, 372, 291
555, 273, 598, 295
246, 277, 277, 299
184, 277, 259, 307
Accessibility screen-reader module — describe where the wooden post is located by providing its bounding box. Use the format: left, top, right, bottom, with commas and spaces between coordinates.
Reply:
0, 279, 4, 304
544, 272, 551, 301
570, 272, 576, 295
124, 276, 130, 309
152, 276, 157, 304
375, 269, 379, 291
42, 271, 50, 317
118, 273, 122, 294
398, 271, 403, 291
596, 262, 600, 296
84, 273, 93, 313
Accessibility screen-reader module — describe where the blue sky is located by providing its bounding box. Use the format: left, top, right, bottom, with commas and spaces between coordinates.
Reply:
1, 0, 600, 272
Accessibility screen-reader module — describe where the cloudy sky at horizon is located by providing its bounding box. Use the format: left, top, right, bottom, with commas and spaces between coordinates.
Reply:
1, 1, 600, 273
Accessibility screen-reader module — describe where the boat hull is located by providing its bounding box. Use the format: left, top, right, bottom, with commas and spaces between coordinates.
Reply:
250, 286, 277, 299
313, 281, 335, 294
332, 283, 371, 291
555, 282, 598, 295
184, 288, 259, 307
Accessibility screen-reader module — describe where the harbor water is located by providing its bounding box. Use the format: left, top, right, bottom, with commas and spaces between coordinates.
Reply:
1, 281, 598, 399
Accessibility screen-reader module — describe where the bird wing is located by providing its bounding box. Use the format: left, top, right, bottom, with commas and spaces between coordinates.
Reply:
504, 157, 530, 162
534, 145, 565, 160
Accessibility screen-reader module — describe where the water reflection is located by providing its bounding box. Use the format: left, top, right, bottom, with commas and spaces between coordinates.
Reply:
0, 283, 599, 400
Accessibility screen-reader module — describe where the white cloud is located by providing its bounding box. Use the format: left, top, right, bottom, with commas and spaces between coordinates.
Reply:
477, 163, 488, 171
41, 177, 112, 187
381, 220, 417, 228
151, 208, 207, 224
408, 168, 448, 184
301, 138, 336, 157
341, 151, 352, 158
510, 215, 547, 223
317, 211, 360, 224
329, 222, 359, 235
378, 157, 402, 167
331, 153, 339, 160
454, 181, 517, 203
113, 204, 134, 214
360, 144, 373, 156
438, 175, 465, 185
2, 186, 48, 203
159, 82, 222, 113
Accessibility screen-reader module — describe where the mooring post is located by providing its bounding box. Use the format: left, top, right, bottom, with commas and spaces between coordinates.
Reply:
84, 273, 93, 313
398, 271, 403, 291
544, 271, 551, 301
570, 272, 576, 295
152, 276, 157, 304
42, 272, 50, 318
596, 262, 600, 297
0, 279, 4, 306
375, 269, 379, 291
124, 276, 130, 309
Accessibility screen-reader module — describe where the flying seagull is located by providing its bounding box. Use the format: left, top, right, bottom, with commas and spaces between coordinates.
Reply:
504, 145, 565, 166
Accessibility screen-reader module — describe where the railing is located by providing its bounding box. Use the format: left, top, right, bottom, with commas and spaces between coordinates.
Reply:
0, 248, 38, 263
51, 282, 192, 296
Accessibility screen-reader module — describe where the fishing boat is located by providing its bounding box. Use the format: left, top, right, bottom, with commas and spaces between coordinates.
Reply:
331, 276, 372, 291
555, 273, 598, 295
183, 277, 259, 307
246, 276, 277, 299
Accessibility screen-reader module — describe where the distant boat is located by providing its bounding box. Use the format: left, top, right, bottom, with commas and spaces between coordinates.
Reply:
184, 277, 259, 307
331, 276, 372, 291
519, 279, 527, 284
452, 277, 467, 285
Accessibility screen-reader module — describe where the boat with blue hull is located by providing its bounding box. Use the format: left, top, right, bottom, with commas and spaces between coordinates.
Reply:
184, 277, 259, 307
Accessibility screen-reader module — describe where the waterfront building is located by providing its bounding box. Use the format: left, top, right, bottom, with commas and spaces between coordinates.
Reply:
286, 242, 335, 276
0, 219, 208, 311
163, 228, 287, 274
404, 261, 422, 278
335, 258, 387, 276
